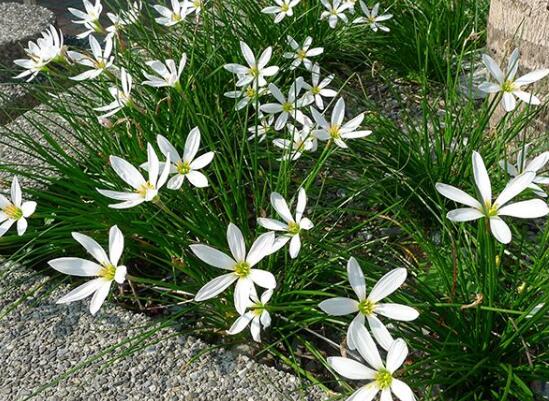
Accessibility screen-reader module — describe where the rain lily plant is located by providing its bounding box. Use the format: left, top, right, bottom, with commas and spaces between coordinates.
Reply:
311, 98, 372, 148
68, 36, 114, 81
319, 257, 418, 350
436, 151, 549, 244
144, 128, 214, 190
261, 0, 301, 23
142, 54, 187, 90
260, 80, 311, 130
302, 63, 337, 110
499, 145, 549, 197
283, 36, 324, 71
153, 0, 189, 26
258, 188, 314, 258
479, 49, 549, 112
191, 224, 276, 314
68, 0, 105, 38
320, 0, 351, 29
227, 289, 273, 342
0, 177, 37, 237
353, 2, 393, 32
48, 226, 127, 315
272, 123, 318, 160
94, 68, 133, 118
328, 325, 416, 401
13, 25, 65, 82
224, 42, 279, 88
97, 143, 170, 208
248, 114, 274, 142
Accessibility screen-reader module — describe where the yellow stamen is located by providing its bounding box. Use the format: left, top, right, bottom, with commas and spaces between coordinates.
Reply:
328, 125, 341, 140
282, 102, 294, 113
375, 368, 393, 390
234, 261, 251, 278
176, 160, 191, 175
98, 263, 116, 280
358, 299, 376, 316
287, 221, 300, 235
297, 49, 307, 60
136, 181, 155, 197
3, 204, 23, 220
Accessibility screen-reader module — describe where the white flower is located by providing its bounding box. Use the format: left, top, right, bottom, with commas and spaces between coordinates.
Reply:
320, 0, 351, 29
225, 85, 268, 111
143, 54, 187, 89
273, 123, 317, 160
227, 289, 273, 342
319, 257, 418, 350
499, 145, 549, 197
248, 114, 275, 142
479, 49, 549, 112
153, 0, 189, 26
328, 326, 416, 401
0, 176, 37, 237
13, 25, 64, 82
68, 36, 114, 81
186, 0, 206, 16
94, 68, 133, 118
106, 2, 142, 35
302, 63, 337, 110
311, 98, 371, 148
190, 224, 276, 315
436, 151, 549, 244
343, 0, 358, 12
260, 80, 312, 130
258, 188, 314, 258
97, 143, 171, 208
68, 0, 105, 38
48, 226, 127, 315
283, 36, 324, 71
261, 0, 301, 23
224, 42, 279, 88
145, 128, 214, 190
353, 2, 393, 32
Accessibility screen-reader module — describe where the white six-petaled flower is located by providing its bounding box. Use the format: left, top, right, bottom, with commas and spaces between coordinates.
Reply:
190, 224, 276, 315
302, 63, 337, 110
283, 36, 324, 71
13, 25, 65, 82
260, 80, 312, 130
144, 128, 214, 190
248, 114, 275, 142
48, 226, 127, 315
224, 42, 279, 88
311, 97, 371, 148
319, 257, 418, 350
68, 0, 105, 38
227, 289, 273, 342
258, 188, 314, 258
353, 2, 393, 32
479, 49, 549, 112
320, 0, 351, 29
499, 145, 549, 197
153, 0, 189, 26
68, 35, 115, 81
97, 143, 171, 208
273, 123, 318, 161
142, 54, 187, 89
94, 68, 133, 118
436, 151, 549, 244
225, 85, 268, 111
261, 0, 301, 23
328, 325, 416, 401
0, 177, 37, 237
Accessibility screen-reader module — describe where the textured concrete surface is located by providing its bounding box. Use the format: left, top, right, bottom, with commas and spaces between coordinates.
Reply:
0, 263, 327, 401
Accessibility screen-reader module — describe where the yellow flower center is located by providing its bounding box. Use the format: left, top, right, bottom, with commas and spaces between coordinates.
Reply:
311, 86, 321, 95
375, 368, 393, 390
282, 102, 294, 113
501, 80, 515, 93
484, 201, 498, 217
297, 49, 307, 60
3, 204, 23, 220
171, 12, 182, 22
136, 181, 155, 197
98, 263, 116, 280
246, 86, 256, 98
328, 125, 341, 139
234, 261, 251, 278
281, 4, 290, 12
96, 59, 106, 69
287, 221, 300, 235
358, 299, 376, 316
368, 16, 377, 24
249, 66, 259, 77
193, 0, 202, 7
176, 160, 191, 175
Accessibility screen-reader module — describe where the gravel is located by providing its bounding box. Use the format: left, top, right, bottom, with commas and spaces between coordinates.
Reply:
0, 263, 327, 401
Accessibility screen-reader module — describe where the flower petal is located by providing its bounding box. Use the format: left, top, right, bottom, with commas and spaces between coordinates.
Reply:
386, 338, 409, 373
56, 278, 105, 304
189, 244, 236, 270
354, 324, 384, 370
270, 192, 293, 223
108, 225, 124, 266
227, 223, 246, 262
318, 297, 359, 316
194, 273, 237, 301
289, 234, 301, 258
435, 183, 481, 208
367, 315, 394, 351
494, 172, 535, 207
391, 379, 416, 401
72, 232, 110, 265
497, 199, 549, 218
90, 280, 112, 315
246, 232, 274, 267
347, 257, 366, 301
489, 216, 512, 244
447, 208, 485, 222
227, 311, 254, 335
327, 357, 375, 380
109, 156, 146, 190
368, 268, 407, 303
472, 151, 492, 205
249, 269, 277, 289
234, 277, 253, 315
48, 257, 101, 277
